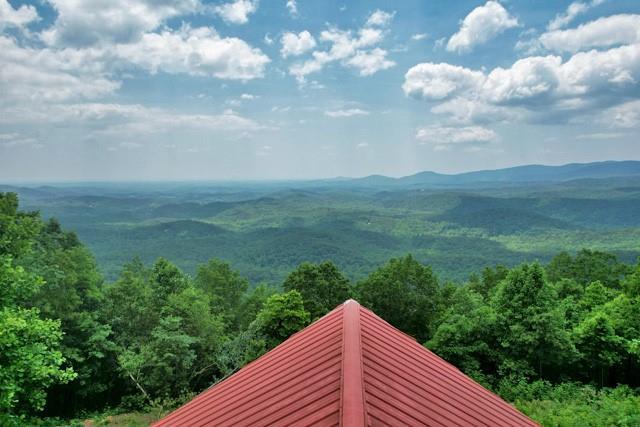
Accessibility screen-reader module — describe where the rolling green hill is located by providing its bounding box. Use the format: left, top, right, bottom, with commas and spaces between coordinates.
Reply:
6, 162, 640, 283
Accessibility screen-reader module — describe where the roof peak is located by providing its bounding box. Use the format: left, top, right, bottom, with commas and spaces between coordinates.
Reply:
154, 301, 538, 426
340, 297, 366, 426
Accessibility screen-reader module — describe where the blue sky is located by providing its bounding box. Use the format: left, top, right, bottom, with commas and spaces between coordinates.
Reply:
0, 0, 638, 181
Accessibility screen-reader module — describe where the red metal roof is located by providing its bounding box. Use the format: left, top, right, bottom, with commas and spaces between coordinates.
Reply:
154, 300, 538, 426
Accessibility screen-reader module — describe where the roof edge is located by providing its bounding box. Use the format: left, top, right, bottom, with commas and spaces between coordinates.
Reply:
339, 300, 367, 426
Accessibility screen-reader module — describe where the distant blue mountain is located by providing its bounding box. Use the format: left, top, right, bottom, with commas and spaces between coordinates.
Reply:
344, 161, 640, 187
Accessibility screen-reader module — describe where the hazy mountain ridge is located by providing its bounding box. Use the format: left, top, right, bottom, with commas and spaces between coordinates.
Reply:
342, 160, 640, 188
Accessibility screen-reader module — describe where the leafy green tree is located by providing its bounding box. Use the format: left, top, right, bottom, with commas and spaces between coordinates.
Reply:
547, 249, 629, 289
164, 286, 225, 388
573, 311, 625, 386
195, 259, 248, 328
102, 259, 156, 348
623, 258, 640, 297
253, 290, 310, 349
151, 258, 188, 305
0, 193, 75, 414
579, 281, 619, 315
427, 287, 498, 383
491, 263, 573, 379
470, 265, 509, 298
358, 255, 439, 341
283, 261, 351, 319
236, 284, 276, 331
20, 219, 115, 414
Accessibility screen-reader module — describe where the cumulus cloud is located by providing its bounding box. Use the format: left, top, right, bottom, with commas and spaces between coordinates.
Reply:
404, 39, 640, 124
0, 36, 120, 102
214, 0, 258, 25
366, 10, 395, 27
547, 0, 605, 31
416, 125, 497, 150
411, 33, 428, 41
345, 48, 394, 76
289, 10, 394, 82
403, 63, 485, 100
1, 24, 269, 111
116, 26, 270, 79
0, 0, 39, 30
540, 14, 640, 53
324, 108, 370, 118
447, 1, 518, 53
280, 31, 316, 58
41, 0, 200, 47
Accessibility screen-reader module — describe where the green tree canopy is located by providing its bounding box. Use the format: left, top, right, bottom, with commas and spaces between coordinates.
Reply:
358, 255, 439, 341
283, 261, 351, 319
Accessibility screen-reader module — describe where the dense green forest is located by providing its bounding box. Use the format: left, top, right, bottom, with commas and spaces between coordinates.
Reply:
5, 173, 640, 286
2, 191, 639, 426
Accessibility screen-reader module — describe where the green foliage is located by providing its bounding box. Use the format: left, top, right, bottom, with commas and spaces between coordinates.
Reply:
426, 288, 498, 381
501, 381, 640, 427
0, 193, 76, 415
253, 290, 310, 349
0, 306, 76, 414
358, 255, 439, 341
491, 263, 573, 378
4, 188, 640, 425
195, 259, 248, 329
283, 261, 351, 319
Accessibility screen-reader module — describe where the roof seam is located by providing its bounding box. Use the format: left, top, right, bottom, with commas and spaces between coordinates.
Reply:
339, 300, 367, 427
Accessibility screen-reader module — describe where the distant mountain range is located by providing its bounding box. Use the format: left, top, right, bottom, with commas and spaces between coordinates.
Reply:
338, 160, 640, 188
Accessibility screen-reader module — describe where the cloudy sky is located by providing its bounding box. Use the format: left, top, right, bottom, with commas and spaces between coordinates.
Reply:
0, 0, 639, 181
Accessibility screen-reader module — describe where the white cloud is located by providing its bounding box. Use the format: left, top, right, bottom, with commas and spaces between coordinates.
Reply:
447, 1, 518, 53
0, 0, 38, 30
115, 26, 270, 80
366, 10, 395, 27
404, 39, 640, 124
482, 55, 561, 104
42, 0, 200, 47
547, 0, 605, 31
0, 102, 262, 138
240, 93, 258, 100
324, 108, 370, 118
356, 142, 369, 148
411, 33, 428, 41
286, 0, 298, 17
214, 0, 258, 25
0, 36, 120, 102
540, 14, 640, 53
280, 30, 316, 58
416, 125, 497, 150
403, 63, 485, 100
345, 48, 395, 76
289, 11, 394, 82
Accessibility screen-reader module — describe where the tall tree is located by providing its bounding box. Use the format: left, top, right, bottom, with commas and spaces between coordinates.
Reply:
491, 263, 573, 379
0, 193, 75, 415
195, 259, 249, 329
358, 255, 440, 341
283, 261, 351, 319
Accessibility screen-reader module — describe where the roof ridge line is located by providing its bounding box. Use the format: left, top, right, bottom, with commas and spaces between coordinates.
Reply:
339, 300, 367, 426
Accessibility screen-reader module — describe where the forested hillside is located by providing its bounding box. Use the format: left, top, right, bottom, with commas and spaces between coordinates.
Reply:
5, 172, 640, 285
1, 192, 639, 426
